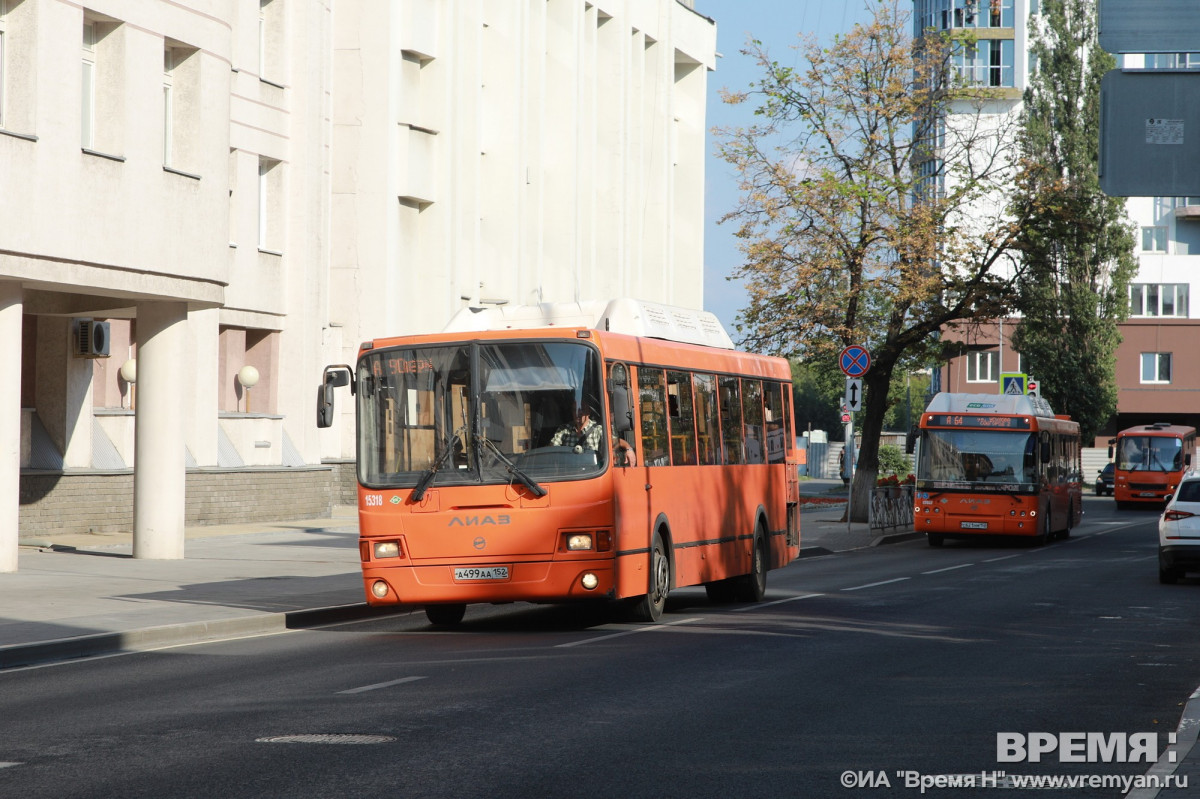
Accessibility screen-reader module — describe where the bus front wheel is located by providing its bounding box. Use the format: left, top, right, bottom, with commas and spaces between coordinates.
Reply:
629, 532, 670, 623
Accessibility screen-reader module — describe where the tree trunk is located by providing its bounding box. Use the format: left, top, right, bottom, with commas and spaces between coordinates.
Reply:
846, 360, 896, 523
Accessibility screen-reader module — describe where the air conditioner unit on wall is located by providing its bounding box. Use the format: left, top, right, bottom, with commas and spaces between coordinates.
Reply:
73, 319, 111, 359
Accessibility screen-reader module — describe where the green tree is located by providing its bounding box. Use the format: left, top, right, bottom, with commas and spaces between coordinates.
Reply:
1008, 0, 1136, 445
717, 0, 1032, 520
789, 360, 842, 438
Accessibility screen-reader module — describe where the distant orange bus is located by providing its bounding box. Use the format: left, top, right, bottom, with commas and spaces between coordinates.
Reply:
1110, 423, 1196, 508
913, 393, 1082, 545
319, 299, 801, 625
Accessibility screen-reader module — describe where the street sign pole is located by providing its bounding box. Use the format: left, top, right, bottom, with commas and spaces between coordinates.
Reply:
839, 345, 871, 535
845, 412, 854, 534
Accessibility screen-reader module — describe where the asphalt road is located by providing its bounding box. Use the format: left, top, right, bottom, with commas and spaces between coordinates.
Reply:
2, 496, 1197, 799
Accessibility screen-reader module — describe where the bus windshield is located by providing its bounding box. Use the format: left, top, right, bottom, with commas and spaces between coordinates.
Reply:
356, 340, 607, 489
917, 428, 1036, 487
1115, 435, 1184, 472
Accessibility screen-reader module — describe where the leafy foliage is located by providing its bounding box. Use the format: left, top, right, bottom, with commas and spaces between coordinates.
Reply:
716, 0, 1031, 518
1008, 0, 1136, 445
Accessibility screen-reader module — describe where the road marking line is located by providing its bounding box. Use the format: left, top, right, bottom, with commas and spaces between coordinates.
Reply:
338, 675, 427, 695
842, 577, 909, 592
922, 563, 973, 575
555, 617, 700, 648
0, 762, 20, 769
730, 592, 824, 612
982, 554, 1023, 563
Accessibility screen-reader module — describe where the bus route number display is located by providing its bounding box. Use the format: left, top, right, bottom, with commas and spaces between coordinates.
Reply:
925, 414, 1031, 430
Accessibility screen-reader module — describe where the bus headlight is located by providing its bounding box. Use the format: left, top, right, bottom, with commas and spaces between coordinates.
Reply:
374, 541, 402, 559
565, 533, 593, 551
371, 580, 390, 598
581, 573, 599, 590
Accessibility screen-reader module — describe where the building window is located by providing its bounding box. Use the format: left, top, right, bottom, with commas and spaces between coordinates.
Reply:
1147, 53, 1200, 70
258, 0, 282, 84
162, 47, 174, 166
1141, 353, 1172, 384
0, 0, 7, 129
81, 20, 95, 148
1130, 284, 1189, 317
258, 156, 282, 251
917, 0, 1014, 32
966, 350, 999, 383
955, 38, 1014, 88
1141, 226, 1168, 252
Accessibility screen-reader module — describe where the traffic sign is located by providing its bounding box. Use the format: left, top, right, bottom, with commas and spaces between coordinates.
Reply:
844, 378, 863, 412
1001, 373, 1027, 396
840, 345, 871, 377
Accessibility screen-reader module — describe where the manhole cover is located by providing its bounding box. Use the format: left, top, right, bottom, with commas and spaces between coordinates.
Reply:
256, 734, 396, 745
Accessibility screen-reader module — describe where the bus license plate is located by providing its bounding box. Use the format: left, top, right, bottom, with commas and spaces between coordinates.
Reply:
1139, 492, 1158, 497
454, 566, 510, 581
960, 521, 987, 530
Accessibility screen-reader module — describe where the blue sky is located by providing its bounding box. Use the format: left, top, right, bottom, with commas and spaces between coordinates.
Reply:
694, 0, 875, 337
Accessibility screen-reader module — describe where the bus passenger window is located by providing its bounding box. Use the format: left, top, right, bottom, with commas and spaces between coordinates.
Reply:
667, 370, 697, 465
764, 382, 786, 464
693, 373, 719, 465
742, 379, 764, 464
719, 376, 744, 465
638, 368, 670, 466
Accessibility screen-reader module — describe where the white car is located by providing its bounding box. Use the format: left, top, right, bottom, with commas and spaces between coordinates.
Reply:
1158, 473, 1200, 584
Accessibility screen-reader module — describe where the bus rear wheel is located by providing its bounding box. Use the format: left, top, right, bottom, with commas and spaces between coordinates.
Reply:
629, 532, 669, 623
734, 533, 767, 602
425, 603, 466, 627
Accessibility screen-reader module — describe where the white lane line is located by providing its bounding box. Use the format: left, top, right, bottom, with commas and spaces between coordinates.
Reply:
555, 617, 700, 648
921, 563, 973, 575
338, 675, 427, 695
0, 762, 21, 769
842, 577, 910, 592
730, 592, 824, 612
982, 554, 1023, 563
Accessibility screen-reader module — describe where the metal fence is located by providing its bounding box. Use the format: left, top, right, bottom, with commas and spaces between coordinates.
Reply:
869, 484, 914, 533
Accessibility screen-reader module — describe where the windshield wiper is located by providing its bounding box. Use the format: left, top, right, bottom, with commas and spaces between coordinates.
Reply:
411, 428, 461, 501
477, 435, 547, 498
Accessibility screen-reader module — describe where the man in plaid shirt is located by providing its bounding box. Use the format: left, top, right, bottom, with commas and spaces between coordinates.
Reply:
551, 404, 604, 453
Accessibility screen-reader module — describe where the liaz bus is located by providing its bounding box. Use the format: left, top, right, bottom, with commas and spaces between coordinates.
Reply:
318, 299, 801, 626
1109, 423, 1196, 508
912, 393, 1082, 546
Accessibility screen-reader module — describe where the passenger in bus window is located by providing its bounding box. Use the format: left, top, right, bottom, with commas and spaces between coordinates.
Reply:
746, 426, 764, 464
551, 403, 604, 453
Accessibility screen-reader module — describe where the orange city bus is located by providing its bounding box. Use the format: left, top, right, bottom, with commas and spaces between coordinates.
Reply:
1110, 423, 1196, 507
912, 392, 1082, 546
318, 299, 801, 626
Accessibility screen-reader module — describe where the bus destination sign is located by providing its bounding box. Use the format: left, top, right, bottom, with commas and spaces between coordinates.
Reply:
925, 414, 1031, 430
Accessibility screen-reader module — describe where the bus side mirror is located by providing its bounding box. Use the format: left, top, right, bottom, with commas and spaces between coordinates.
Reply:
611, 385, 632, 434
1107, 439, 1115, 459
905, 426, 917, 455
1041, 441, 1051, 462
317, 365, 353, 428
608, 363, 632, 434
1188, 454, 1193, 467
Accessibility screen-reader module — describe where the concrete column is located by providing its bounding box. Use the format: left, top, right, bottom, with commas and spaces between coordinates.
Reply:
0, 284, 22, 572
133, 301, 188, 559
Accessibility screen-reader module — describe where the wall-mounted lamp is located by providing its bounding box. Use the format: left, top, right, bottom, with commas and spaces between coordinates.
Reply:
119, 358, 137, 409
237, 365, 260, 413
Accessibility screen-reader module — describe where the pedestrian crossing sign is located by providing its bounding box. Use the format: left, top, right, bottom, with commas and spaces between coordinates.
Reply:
1001, 373, 1027, 396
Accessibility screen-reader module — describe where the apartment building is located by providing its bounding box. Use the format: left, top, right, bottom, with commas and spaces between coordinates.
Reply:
0, 0, 715, 570
915, 0, 1200, 442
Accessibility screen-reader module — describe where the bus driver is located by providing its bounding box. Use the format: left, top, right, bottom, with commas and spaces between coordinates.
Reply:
551, 403, 604, 453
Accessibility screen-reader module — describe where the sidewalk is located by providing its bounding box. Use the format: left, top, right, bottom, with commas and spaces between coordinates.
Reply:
0, 480, 896, 670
